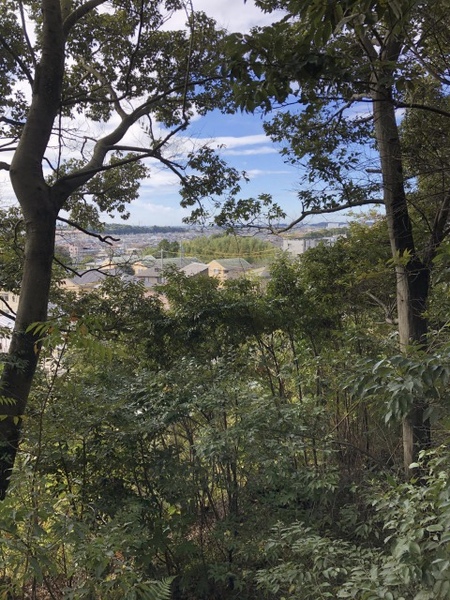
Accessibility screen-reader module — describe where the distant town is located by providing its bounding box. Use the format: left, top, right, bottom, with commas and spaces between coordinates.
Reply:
0, 221, 348, 352
54, 221, 348, 266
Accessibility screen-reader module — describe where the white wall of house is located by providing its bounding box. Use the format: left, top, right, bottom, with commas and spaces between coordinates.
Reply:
0, 315, 13, 353
282, 236, 339, 256
282, 238, 322, 255
0, 291, 19, 315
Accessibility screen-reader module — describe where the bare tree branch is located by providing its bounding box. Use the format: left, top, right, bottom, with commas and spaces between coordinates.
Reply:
0, 309, 15, 322
0, 300, 16, 318
57, 216, 119, 245
394, 101, 450, 119
424, 194, 450, 267
18, 0, 37, 69
274, 199, 382, 233
0, 116, 25, 127
79, 59, 127, 119
0, 34, 33, 86
53, 109, 191, 203
365, 291, 397, 324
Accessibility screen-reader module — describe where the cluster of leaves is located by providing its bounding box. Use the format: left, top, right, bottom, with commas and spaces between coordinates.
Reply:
256, 447, 450, 600
0, 207, 24, 296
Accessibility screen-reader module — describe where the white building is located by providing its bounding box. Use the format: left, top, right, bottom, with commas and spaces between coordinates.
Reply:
0, 291, 18, 354
283, 238, 322, 256
0, 314, 14, 353
282, 236, 340, 256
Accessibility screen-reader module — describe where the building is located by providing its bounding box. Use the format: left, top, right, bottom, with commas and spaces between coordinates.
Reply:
134, 257, 201, 286
207, 258, 252, 283
181, 262, 209, 278
282, 236, 339, 256
0, 314, 14, 353
0, 291, 17, 354
0, 291, 19, 315
62, 270, 113, 294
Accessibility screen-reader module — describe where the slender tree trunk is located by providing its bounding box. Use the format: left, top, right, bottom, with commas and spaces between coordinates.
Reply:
372, 80, 431, 473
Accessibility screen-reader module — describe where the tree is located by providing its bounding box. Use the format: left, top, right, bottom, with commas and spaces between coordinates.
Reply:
0, 0, 243, 498
226, 0, 450, 472
156, 239, 180, 255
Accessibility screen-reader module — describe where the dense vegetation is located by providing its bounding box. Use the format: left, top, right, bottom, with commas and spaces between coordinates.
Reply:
2, 217, 450, 599
143, 234, 279, 264
2, 0, 450, 598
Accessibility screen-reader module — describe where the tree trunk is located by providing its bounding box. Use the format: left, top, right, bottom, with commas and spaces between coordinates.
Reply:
372, 80, 431, 474
0, 210, 57, 498
0, 0, 65, 498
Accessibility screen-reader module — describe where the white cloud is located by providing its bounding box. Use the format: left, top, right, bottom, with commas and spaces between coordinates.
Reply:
222, 146, 278, 156
134, 201, 179, 214
205, 133, 268, 148
245, 168, 291, 178
130, 200, 192, 225
140, 168, 180, 192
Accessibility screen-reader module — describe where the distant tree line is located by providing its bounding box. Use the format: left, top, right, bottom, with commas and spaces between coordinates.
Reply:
181, 234, 278, 264
142, 234, 278, 263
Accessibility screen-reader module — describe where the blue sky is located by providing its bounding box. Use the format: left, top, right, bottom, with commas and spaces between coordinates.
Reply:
131, 108, 305, 227
124, 1, 305, 227
119, 1, 371, 228
0, 0, 366, 228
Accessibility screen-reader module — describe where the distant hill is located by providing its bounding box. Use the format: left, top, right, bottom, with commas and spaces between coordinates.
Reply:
101, 224, 186, 235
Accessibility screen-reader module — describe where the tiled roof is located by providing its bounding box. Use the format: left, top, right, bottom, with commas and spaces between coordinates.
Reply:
208, 258, 252, 270
181, 262, 209, 276
65, 270, 113, 286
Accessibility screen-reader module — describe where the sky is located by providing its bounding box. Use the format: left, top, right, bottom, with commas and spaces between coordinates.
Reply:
120, 0, 305, 227
0, 0, 359, 228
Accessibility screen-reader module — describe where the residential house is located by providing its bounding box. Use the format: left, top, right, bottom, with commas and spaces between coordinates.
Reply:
62, 270, 114, 294
132, 256, 156, 274
0, 314, 14, 353
207, 258, 252, 283
180, 262, 209, 278
0, 290, 20, 315
134, 257, 200, 287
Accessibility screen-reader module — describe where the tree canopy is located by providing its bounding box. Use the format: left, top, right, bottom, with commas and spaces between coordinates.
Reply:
0, 0, 245, 497
225, 0, 450, 471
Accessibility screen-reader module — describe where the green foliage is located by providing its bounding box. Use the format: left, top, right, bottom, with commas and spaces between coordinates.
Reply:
351, 350, 450, 425
180, 147, 249, 226
0, 460, 173, 599
58, 155, 150, 228
256, 447, 450, 600
4, 0, 450, 595
156, 239, 180, 255
3, 214, 450, 598
1, 0, 241, 231
181, 233, 278, 264
0, 207, 25, 295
